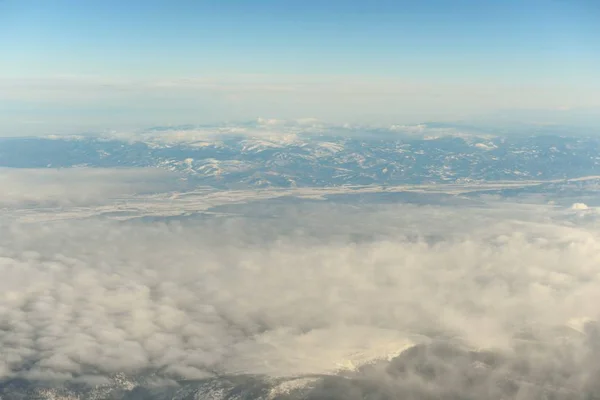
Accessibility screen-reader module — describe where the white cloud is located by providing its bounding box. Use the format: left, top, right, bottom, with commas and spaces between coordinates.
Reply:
1, 168, 600, 398
61, 120, 484, 149
106, 122, 310, 147
1, 192, 600, 393
572, 202, 590, 210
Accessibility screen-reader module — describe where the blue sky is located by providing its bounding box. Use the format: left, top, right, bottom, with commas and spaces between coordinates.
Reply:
1, 0, 599, 134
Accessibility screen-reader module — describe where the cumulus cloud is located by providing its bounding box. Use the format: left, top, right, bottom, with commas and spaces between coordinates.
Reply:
572, 202, 589, 210
1, 195, 600, 398
71, 120, 486, 149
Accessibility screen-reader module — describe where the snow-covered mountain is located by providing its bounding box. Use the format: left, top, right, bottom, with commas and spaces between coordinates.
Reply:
2, 123, 599, 188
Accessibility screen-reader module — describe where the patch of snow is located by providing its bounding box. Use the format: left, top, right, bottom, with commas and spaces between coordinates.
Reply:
316, 141, 344, 153
267, 377, 319, 399
475, 142, 497, 150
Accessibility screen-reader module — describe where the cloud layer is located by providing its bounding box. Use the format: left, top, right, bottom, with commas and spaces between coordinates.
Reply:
0, 167, 184, 208
1, 165, 600, 398
1, 197, 600, 394
2, 75, 599, 135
